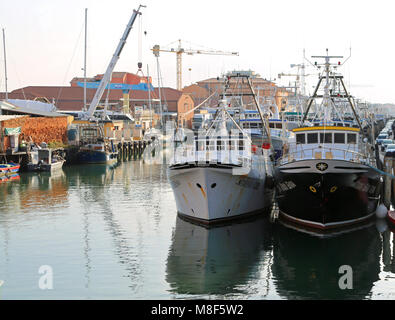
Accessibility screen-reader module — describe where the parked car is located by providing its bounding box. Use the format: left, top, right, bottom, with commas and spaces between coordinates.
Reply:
377, 134, 389, 145
381, 139, 393, 152
385, 144, 395, 157
384, 128, 393, 135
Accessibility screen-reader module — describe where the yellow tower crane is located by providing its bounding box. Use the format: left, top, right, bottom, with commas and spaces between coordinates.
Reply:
152, 40, 238, 91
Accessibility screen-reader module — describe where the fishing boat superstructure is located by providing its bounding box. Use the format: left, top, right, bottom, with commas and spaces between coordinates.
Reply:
274, 51, 382, 229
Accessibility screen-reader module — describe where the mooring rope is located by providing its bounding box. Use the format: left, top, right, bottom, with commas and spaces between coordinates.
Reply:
366, 163, 395, 179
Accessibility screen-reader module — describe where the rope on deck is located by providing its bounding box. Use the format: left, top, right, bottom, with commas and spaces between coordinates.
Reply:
366, 163, 395, 179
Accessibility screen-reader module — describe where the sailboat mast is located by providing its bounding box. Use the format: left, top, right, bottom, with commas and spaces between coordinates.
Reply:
2, 28, 8, 101
156, 56, 163, 128
83, 8, 88, 112
147, 65, 152, 128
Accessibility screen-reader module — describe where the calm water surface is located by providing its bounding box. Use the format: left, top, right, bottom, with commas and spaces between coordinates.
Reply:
0, 161, 394, 299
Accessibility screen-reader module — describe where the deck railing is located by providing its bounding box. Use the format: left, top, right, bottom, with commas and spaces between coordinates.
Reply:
170, 137, 253, 167
278, 142, 376, 166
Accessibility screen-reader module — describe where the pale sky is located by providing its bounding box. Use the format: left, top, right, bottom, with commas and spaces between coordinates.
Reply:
0, 0, 394, 103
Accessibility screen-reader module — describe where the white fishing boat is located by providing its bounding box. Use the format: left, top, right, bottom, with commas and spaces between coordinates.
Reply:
168, 91, 274, 224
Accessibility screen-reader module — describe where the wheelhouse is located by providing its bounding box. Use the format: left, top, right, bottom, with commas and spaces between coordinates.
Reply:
280, 126, 375, 165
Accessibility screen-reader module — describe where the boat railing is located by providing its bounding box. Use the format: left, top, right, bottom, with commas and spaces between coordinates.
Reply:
278, 142, 376, 166
170, 137, 253, 167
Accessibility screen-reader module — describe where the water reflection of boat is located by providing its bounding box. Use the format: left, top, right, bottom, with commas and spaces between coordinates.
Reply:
63, 164, 116, 186
0, 173, 20, 183
166, 216, 272, 295
271, 221, 381, 299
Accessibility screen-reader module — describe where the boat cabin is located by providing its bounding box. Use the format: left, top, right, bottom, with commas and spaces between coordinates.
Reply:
171, 133, 252, 167
282, 126, 369, 163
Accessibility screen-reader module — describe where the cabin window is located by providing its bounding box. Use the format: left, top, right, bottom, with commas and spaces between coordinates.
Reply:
307, 133, 318, 143
206, 138, 214, 151
269, 123, 275, 128
217, 138, 225, 150
238, 139, 244, 151
320, 133, 332, 143
275, 123, 282, 129
296, 134, 305, 144
334, 133, 345, 143
347, 133, 357, 144
250, 123, 258, 128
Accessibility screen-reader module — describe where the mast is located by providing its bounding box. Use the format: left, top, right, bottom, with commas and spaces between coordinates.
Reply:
2, 28, 8, 101
153, 45, 163, 128
147, 65, 152, 128
83, 8, 87, 112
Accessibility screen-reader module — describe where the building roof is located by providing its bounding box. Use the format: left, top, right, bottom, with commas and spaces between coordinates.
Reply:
9, 86, 183, 112
182, 84, 209, 99
0, 92, 36, 100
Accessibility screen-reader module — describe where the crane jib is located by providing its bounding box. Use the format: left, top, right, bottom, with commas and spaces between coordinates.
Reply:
84, 6, 145, 119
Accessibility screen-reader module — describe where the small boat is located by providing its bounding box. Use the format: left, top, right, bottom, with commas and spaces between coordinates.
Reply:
77, 141, 118, 165
27, 148, 65, 172
0, 162, 20, 176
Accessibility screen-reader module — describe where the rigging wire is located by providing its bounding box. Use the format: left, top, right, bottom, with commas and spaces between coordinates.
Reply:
56, 21, 85, 107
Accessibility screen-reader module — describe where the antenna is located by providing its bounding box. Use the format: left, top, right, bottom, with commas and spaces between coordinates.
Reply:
303, 48, 316, 68
341, 46, 352, 66
2, 28, 8, 101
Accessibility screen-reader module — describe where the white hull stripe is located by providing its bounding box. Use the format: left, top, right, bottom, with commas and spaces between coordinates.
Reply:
280, 211, 376, 229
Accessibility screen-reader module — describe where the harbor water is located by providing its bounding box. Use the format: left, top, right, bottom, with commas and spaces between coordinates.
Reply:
0, 161, 395, 300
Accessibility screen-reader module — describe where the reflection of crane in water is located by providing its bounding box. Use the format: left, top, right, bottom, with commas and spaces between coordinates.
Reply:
76, 165, 144, 292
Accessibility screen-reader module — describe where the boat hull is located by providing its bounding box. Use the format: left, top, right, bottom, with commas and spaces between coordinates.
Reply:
76, 150, 118, 165
168, 157, 272, 224
274, 159, 381, 229
27, 160, 65, 172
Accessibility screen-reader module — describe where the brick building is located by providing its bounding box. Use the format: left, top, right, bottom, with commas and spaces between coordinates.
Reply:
183, 70, 291, 114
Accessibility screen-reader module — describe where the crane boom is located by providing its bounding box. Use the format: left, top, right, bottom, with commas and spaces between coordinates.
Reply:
84, 5, 145, 119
